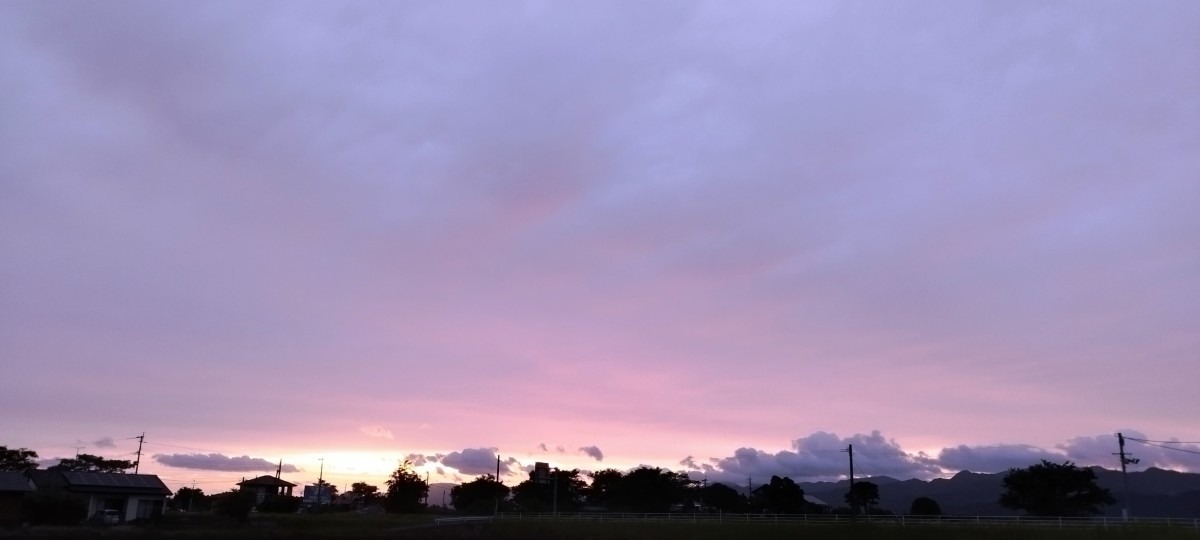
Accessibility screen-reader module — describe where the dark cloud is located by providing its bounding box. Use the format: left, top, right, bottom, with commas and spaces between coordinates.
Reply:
1060, 432, 1200, 471
440, 448, 518, 476
935, 444, 1063, 473
153, 453, 298, 473
537, 443, 549, 452
578, 446, 604, 462
404, 453, 446, 467
689, 431, 942, 485
92, 437, 115, 449
686, 430, 1200, 484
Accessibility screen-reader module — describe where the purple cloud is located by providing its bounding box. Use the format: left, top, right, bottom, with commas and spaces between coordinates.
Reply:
935, 444, 1063, 473
578, 446, 604, 462
154, 453, 299, 473
440, 448, 518, 476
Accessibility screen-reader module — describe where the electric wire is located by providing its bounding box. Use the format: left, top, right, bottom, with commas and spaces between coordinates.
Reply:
1127, 438, 1200, 456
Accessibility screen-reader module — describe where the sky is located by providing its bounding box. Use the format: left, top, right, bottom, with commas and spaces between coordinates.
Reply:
1, 1, 1198, 495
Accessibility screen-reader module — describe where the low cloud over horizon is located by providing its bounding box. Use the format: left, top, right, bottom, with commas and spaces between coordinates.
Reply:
153, 453, 300, 473
678, 430, 1200, 486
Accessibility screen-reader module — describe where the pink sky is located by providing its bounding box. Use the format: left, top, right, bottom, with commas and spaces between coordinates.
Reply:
2, 1, 1198, 494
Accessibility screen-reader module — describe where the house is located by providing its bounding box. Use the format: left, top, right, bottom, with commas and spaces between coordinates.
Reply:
0, 472, 34, 526
804, 494, 832, 512
25, 471, 170, 523
237, 475, 296, 504
59, 472, 170, 523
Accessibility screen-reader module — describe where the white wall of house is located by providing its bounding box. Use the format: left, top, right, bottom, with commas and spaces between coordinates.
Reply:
84, 494, 166, 522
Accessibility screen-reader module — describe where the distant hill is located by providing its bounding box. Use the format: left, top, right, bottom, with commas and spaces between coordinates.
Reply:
792, 467, 1200, 518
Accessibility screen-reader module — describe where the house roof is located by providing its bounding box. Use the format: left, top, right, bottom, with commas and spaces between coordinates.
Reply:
61, 472, 171, 495
25, 470, 68, 489
0, 472, 33, 493
238, 475, 296, 488
804, 494, 830, 507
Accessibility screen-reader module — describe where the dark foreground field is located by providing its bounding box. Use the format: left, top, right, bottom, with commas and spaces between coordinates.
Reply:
3, 514, 1198, 540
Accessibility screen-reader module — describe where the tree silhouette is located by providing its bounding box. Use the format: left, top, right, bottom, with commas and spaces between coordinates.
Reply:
512, 468, 585, 512
909, 496, 941, 516
700, 482, 746, 513
0, 446, 39, 471
756, 476, 808, 514
585, 469, 624, 508
47, 454, 134, 473
844, 481, 879, 514
451, 475, 509, 514
999, 460, 1114, 517
172, 487, 207, 511
610, 467, 693, 512
350, 482, 380, 505
384, 460, 428, 513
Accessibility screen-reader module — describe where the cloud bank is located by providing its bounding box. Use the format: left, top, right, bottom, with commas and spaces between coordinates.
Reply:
154, 453, 299, 473
681, 430, 1200, 484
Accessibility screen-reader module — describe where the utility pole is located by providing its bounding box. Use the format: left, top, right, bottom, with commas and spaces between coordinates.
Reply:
843, 444, 855, 514
316, 458, 325, 508
552, 467, 559, 517
133, 433, 145, 474
1115, 433, 1138, 520
493, 454, 501, 515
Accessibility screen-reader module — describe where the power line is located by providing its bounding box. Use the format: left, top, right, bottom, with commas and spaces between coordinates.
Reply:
1127, 438, 1200, 445
1127, 439, 1200, 456
141, 441, 225, 453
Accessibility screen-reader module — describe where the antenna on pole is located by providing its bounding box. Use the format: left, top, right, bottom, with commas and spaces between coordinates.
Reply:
1114, 433, 1138, 520
133, 433, 145, 474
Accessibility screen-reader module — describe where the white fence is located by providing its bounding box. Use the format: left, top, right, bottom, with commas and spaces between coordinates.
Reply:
496, 512, 1200, 530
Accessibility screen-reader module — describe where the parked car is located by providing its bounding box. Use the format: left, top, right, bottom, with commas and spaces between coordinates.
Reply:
90, 509, 120, 525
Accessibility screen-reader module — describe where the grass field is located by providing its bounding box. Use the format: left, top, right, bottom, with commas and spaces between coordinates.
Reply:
3, 513, 1198, 539
483, 521, 1200, 540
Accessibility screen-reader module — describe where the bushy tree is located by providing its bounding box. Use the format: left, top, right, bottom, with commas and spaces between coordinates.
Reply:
210, 490, 256, 523
756, 476, 809, 514
844, 481, 880, 514
909, 496, 942, 516
612, 467, 694, 512
700, 482, 746, 513
585, 469, 624, 508
999, 460, 1115, 517
384, 460, 428, 514
451, 475, 510, 514
512, 469, 585, 512
350, 482, 380, 505
172, 487, 208, 511
48, 454, 135, 473
1, 446, 39, 471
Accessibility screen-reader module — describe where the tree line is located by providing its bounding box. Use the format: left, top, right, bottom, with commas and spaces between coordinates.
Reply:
3, 445, 1116, 518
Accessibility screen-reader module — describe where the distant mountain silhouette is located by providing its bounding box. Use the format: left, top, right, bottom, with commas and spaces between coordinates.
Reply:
791, 467, 1200, 518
